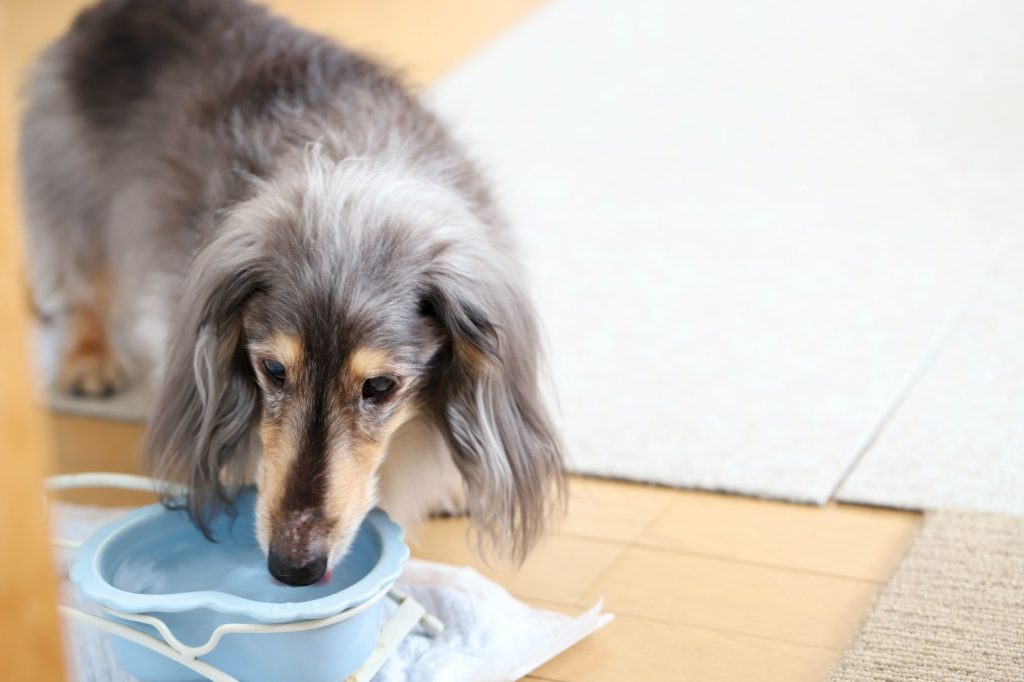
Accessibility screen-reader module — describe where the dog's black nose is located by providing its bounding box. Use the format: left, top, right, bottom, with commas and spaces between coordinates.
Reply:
268, 551, 327, 587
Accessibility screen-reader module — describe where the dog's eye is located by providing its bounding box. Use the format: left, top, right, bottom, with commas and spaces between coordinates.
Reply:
362, 376, 396, 401
263, 359, 286, 384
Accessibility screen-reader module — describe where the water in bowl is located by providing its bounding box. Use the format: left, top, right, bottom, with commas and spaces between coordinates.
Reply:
102, 494, 379, 603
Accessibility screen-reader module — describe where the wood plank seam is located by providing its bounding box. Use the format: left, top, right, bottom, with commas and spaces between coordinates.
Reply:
513, 485, 672, 681
526, 595, 846, 654
564, 491, 673, 605
554, 531, 891, 585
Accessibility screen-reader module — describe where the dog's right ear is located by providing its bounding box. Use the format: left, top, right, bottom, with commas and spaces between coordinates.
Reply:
143, 227, 265, 536
421, 235, 566, 564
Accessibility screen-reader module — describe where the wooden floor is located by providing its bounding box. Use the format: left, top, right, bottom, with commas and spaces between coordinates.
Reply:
6, 1, 921, 679
47, 413, 920, 682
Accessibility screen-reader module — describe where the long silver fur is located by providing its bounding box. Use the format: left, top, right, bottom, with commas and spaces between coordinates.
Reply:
19, 0, 564, 562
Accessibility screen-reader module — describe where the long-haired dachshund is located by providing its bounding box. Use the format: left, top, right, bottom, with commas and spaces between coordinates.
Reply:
20, 0, 564, 586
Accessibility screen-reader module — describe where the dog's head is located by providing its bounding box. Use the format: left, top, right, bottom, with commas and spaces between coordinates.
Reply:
144, 154, 563, 585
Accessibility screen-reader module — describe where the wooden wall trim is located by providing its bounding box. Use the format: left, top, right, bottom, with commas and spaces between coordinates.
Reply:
0, 1, 66, 679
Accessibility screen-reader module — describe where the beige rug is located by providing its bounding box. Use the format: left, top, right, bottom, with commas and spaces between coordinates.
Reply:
831, 510, 1024, 681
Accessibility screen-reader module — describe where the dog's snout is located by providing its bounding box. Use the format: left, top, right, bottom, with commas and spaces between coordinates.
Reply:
267, 550, 328, 587
266, 508, 331, 586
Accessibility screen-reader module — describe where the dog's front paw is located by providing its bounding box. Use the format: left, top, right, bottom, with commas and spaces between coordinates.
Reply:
57, 313, 126, 397
58, 346, 126, 397
429, 486, 470, 518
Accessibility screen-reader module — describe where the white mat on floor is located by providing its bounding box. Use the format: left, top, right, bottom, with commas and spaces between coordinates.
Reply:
47, 384, 150, 422
837, 241, 1024, 515
53, 504, 611, 682
427, 0, 1024, 502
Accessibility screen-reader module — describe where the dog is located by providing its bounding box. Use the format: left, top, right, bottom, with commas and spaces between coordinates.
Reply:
20, 0, 564, 586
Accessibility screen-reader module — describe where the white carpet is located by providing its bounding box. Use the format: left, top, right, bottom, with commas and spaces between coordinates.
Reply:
36, 0, 1024, 510
837, 240, 1024, 515
427, 0, 1024, 502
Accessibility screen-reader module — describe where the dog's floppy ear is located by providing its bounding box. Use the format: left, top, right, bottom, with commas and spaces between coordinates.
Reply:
424, 248, 565, 563
143, 228, 264, 535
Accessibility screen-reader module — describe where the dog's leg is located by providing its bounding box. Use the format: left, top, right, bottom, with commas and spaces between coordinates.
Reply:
378, 418, 469, 529
428, 472, 469, 518
19, 49, 128, 398
56, 269, 125, 397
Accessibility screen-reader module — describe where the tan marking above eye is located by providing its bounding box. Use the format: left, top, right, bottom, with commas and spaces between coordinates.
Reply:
270, 332, 303, 368
249, 332, 303, 378
347, 346, 392, 382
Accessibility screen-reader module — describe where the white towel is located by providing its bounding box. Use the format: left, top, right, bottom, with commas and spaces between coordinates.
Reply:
52, 504, 611, 682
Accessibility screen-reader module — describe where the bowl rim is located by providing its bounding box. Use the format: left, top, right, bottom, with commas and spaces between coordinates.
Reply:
69, 501, 408, 623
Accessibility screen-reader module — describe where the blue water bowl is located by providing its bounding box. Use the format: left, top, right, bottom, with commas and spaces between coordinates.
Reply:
69, 490, 408, 682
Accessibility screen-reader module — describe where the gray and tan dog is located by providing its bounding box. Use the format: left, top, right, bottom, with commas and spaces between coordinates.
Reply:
20, 0, 563, 586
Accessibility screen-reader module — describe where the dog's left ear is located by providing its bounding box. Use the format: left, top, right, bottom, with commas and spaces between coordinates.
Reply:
143, 224, 265, 535
424, 244, 565, 563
